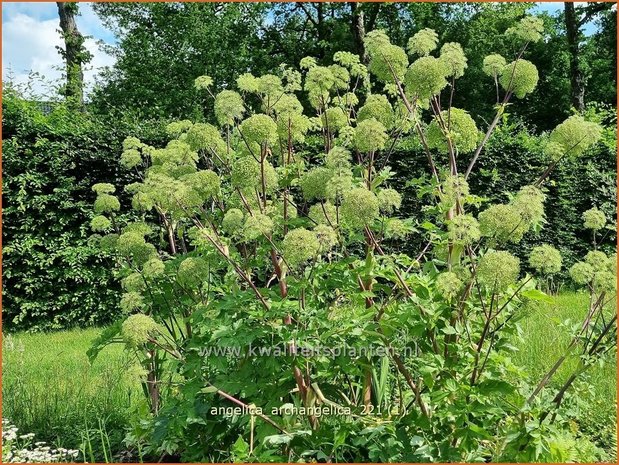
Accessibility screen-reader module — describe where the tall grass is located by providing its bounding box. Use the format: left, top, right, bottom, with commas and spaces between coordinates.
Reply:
513, 291, 617, 454
2, 328, 145, 462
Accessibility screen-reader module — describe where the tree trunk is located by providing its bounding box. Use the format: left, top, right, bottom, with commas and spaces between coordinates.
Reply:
57, 2, 87, 105
564, 2, 585, 111
349, 3, 366, 60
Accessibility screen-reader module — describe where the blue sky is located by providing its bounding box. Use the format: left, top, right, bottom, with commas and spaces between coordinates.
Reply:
1, 2, 606, 98
2, 2, 115, 97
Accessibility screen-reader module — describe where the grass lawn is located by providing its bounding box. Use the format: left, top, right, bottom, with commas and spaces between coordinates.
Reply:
2, 328, 145, 462
512, 291, 617, 454
513, 291, 616, 401
2, 292, 616, 461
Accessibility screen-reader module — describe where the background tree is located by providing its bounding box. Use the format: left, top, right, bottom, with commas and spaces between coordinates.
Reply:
564, 1, 614, 111
56, 1, 91, 106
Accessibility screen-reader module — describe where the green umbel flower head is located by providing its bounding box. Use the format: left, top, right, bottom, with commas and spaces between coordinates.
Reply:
585, 250, 609, 272
239, 114, 278, 147
92, 183, 116, 195
384, 218, 409, 239
482, 54, 506, 78
569, 262, 594, 285
506, 16, 544, 44
222, 208, 244, 235
121, 314, 160, 348
314, 224, 338, 251
353, 118, 388, 153
257, 74, 284, 98
426, 108, 479, 153
543, 141, 565, 161
448, 214, 481, 245
281, 228, 320, 268
547, 115, 602, 158
120, 149, 142, 169
479, 204, 526, 243
404, 56, 449, 101
325, 171, 354, 202
436, 271, 463, 301
123, 136, 143, 151
242, 213, 274, 241
237, 73, 260, 93
273, 93, 303, 115
166, 120, 193, 138
500, 59, 539, 98
300, 167, 334, 201
594, 271, 616, 293
122, 273, 146, 293
582, 207, 607, 231
185, 123, 226, 156
357, 94, 394, 129
336, 92, 359, 109
231, 156, 278, 193
194, 75, 213, 90
529, 245, 562, 275
407, 28, 439, 56
377, 188, 402, 214
116, 231, 157, 265
334, 51, 360, 68
329, 64, 350, 90
278, 112, 311, 143
477, 250, 520, 290
91, 215, 112, 232
142, 258, 165, 278
364, 30, 408, 82
441, 175, 470, 206
214, 90, 244, 126
181, 170, 220, 200
321, 107, 348, 132
94, 194, 121, 214
341, 188, 380, 230
439, 42, 467, 79
120, 292, 145, 313
177, 257, 210, 288
511, 185, 545, 229
325, 146, 351, 169
99, 234, 119, 252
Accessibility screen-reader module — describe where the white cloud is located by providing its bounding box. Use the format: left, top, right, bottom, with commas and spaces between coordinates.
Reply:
2, 2, 115, 99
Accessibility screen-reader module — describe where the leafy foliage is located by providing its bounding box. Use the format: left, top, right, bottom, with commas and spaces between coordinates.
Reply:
84, 23, 614, 462
1, 89, 167, 331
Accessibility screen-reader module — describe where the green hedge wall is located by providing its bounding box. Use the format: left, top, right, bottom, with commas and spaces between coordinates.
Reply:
2, 93, 167, 331
390, 116, 617, 278
2, 93, 615, 331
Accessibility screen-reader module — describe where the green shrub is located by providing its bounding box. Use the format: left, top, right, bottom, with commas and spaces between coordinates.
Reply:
86, 23, 614, 462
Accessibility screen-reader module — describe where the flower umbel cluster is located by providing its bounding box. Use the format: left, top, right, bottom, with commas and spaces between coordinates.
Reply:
2, 419, 79, 463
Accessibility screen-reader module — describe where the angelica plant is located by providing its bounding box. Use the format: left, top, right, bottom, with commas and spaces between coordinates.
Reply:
87, 17, 611, 463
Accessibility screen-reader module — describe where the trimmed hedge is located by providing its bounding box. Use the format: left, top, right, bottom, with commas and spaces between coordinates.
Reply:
2, 92, 167, 331
391, 115, 617, 277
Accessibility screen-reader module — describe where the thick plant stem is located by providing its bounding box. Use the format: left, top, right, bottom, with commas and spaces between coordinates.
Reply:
146, 350, 160, 414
